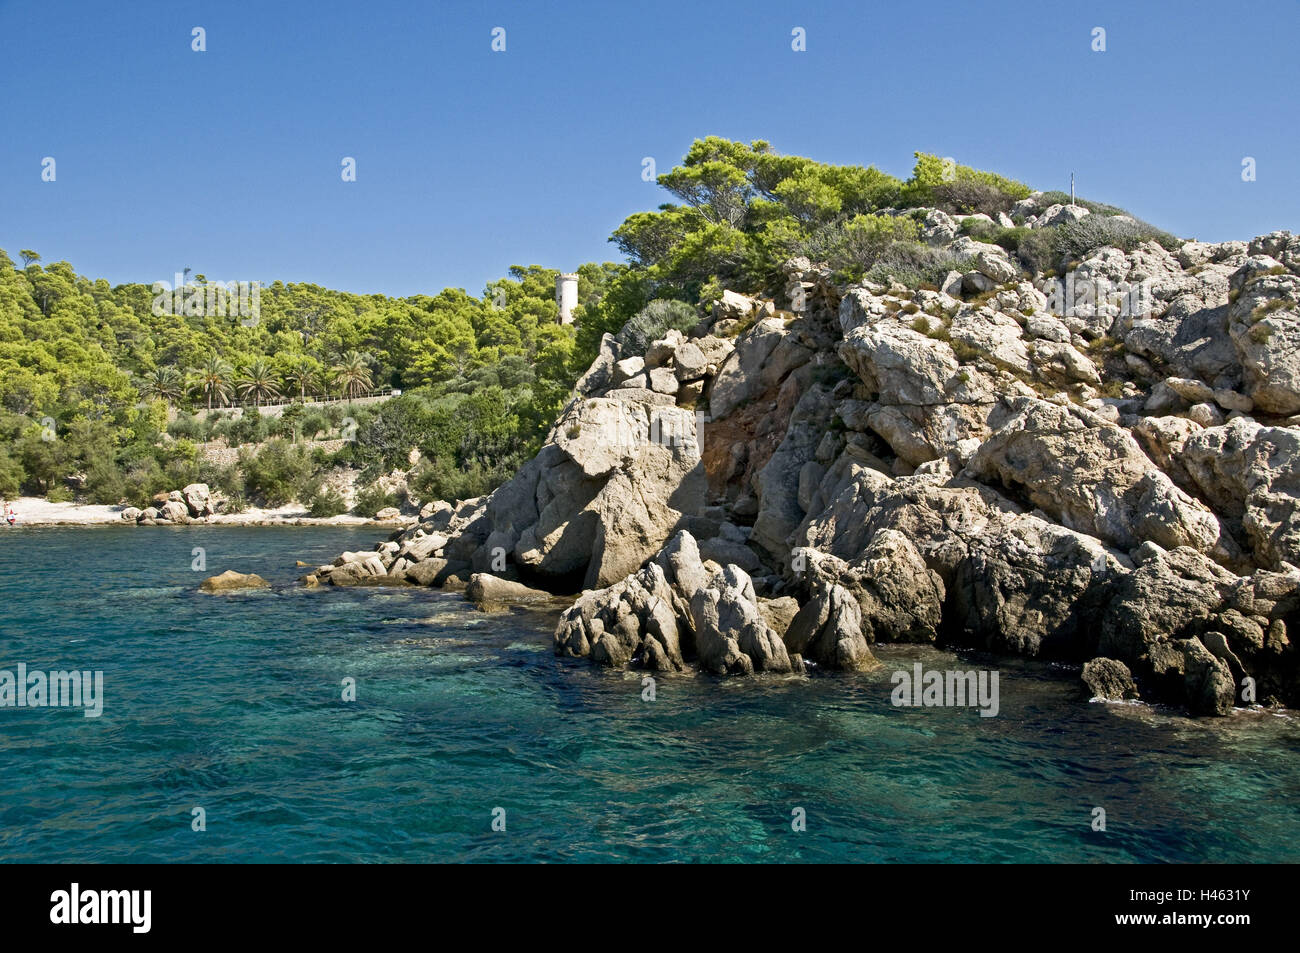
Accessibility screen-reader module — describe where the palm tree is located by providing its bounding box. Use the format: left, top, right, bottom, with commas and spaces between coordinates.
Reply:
284, 361, 318, 401
331, 350, 373, 399
195, 357, 235, 410
237, 359, 280, 407
140, 366, 185, 406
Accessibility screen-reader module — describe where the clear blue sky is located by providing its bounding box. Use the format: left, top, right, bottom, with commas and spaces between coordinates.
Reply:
2, 0, 1296, 298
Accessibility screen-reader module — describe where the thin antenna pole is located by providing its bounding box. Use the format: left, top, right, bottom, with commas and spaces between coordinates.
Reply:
1070, 173, 1075, 205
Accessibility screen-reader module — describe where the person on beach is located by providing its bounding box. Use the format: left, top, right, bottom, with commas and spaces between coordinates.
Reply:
5, 504, 15, 526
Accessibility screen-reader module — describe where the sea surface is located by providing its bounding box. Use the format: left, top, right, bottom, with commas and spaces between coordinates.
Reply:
0, 525, 1297, 863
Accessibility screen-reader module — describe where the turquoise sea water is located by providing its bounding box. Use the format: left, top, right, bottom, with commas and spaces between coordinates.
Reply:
0, 525, 1297, 863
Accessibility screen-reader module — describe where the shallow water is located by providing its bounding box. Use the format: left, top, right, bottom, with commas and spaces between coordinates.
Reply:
0, 525, 1296, 862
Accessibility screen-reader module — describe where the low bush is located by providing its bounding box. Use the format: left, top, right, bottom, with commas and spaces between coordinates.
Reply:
615, 299, 698, 354
352, 481, 400, 516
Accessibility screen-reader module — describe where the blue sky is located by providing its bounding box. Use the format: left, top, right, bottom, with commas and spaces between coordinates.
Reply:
2, 0, 1296, 298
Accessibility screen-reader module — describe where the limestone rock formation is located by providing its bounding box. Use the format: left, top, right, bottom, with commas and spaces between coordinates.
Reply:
318, 226, 1300, 716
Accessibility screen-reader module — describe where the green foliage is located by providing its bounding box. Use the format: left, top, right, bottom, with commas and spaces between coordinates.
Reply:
1053, 215, 1180, 261
238, 439, 315, 506
862, 244, 977, 289
795, 214, 922, 280
352, 481, 400, 516
615, 299, 698, 354
0, 245, 624, 502
901, 152, 1032, 209
306, 483, 348, 517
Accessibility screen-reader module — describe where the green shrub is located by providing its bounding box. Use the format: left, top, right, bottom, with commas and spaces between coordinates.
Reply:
860, 242, 977, 289
615, 299, 699, 354
1015, 227, 1062, 275
352, 481, 400, 516
408, 457, 503, 504
934, 181, 1018, 216
306, 483, 348, 517
1054, 215, 1179, 261
1036, 191, 1128, 217
798, 214, 922, 279
239, 439, 314, 506
84, 457, 127, 504
0, 447, 23, 498
901, 152, 1032, 208
167, 412, 209, 442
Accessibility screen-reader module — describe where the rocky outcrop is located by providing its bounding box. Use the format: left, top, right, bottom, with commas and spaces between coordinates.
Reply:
783, 582, 877, 671
317, 228, 1300, 716
555, 531, 803, 674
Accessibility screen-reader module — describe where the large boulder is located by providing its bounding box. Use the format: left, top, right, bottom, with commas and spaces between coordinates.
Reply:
555, 531, 793, 676
1081, 658, 1140, 700
181, 483, 214, 517
709, 317, 789, 419
159, 500, 190, 523
465, 573, 555, 606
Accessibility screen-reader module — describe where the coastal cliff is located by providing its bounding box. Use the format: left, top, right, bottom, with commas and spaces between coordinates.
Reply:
313, 196, 1300, 717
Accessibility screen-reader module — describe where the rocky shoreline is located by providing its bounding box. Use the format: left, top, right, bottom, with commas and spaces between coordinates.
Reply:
309, 198, 1300, 717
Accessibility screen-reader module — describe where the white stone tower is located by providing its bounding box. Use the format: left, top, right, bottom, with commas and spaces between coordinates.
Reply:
556, 273, 579, 325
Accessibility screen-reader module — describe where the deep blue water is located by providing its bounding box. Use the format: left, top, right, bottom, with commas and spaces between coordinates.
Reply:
0, 525, 1297, 863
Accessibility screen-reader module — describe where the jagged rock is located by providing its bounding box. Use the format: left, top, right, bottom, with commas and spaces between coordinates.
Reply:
200, 570, 270, 592
1186, 402, 1225, 428
709, 317, 788, 419
1165, 377, 1214, 404
315, 239, 1300, 716
329, 555, 388, 585
1082, 658, 1140, 700
690, 565, 792, 674
783, 582, 878, 671
612, 356, 645, 385
645, 329, 684, 368
1227, 257, 1300, 415
714, 289, 766, 322
574, 333, 620, 395
1179, 417, 1300, 569
648, 366, 679, 394
673, 340, 708, 380
404, 558, 459, 586
121, 507, 142, 522
751, 385, 836, 557
1180, 636, 1237, 715
967, 397, 1225, 558
698, 536, 762, 574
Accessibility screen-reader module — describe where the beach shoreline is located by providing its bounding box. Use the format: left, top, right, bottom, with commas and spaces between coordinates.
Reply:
0, 496, 412, 528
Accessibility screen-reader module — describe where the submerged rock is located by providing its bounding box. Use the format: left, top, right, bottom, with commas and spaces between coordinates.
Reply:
200, 570, 270, 593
